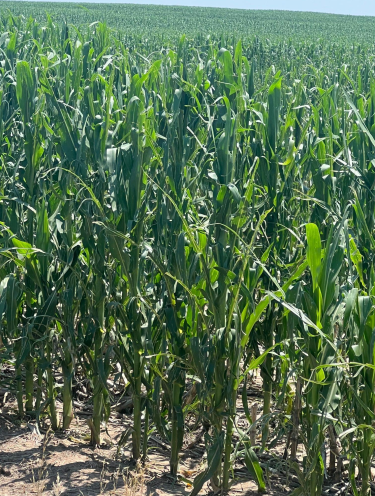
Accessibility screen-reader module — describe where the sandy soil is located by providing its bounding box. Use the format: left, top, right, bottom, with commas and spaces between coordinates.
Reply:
0, 376, 345, 496
0, 409, 292, 496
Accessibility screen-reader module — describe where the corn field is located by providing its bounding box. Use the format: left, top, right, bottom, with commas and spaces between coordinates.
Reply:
2, 3, 375, 42
2, 8, 375, 496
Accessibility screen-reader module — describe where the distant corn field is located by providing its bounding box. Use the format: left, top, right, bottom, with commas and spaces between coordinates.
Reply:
1, 7, 375, 496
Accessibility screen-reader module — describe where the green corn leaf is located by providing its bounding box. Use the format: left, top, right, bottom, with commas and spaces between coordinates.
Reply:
267, 77, 282, 153
244, 442, 266, 492
6, 275, 19, 334
349, 236, 364, 286
190, 432, 224, 496
306, 223, 322, 292
16, 61, 34, 124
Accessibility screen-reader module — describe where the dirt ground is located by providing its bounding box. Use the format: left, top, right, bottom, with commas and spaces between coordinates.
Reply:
0, 410, 293, 496
1, 371, 352, 496
0, 374, 300, 496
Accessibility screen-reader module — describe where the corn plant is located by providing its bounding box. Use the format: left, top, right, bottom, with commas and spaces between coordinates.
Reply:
3, 12, 375, 496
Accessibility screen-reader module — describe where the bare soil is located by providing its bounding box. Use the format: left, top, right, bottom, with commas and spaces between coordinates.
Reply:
0, 376, 306, 496
0, 410, 294, 496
